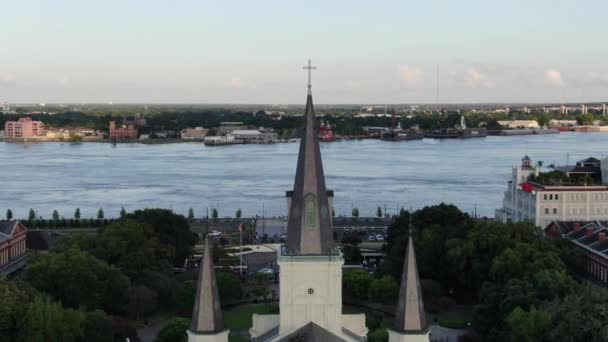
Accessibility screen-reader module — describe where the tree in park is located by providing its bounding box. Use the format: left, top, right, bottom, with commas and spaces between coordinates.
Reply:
367, 276, 399, 303
0, 280, 30, 339
83, 310, 114, 342
376, 206, 382, 218
343, 269, 372, 299
52, 209, 60, 220
212, 207, 219, 220
87, 219, 171, 278
126, 285, 158, 320
25, 246, 130, 314
236, 208, 242, 219
175, 280, 197, 315
505, 306, 551, 342
544, 284, 608, 342
28, 208, 35, 221
351, 207, 359, 218
6, 209, 12, 220
124, 209, 197, 268
22, 295, 85, 342
216, 271, 243, 302
188, 208, 195, 221
97, 208, 104, 220
156, 317, 190, 342
74, 208, 81, 220
120, 206, 127, 217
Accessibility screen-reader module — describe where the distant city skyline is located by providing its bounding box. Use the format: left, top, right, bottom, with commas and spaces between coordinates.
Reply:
1, 0, 607, 104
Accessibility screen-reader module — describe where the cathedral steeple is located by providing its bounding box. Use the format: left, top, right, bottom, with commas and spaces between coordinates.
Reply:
190, 238, 224, 334
393, 232, 427, 333
284, 60, 335, 255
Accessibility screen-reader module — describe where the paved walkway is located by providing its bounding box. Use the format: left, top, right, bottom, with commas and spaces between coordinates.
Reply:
136, 317, 170, 342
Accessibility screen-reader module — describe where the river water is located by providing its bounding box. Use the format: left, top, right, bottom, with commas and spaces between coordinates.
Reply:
1, 133, 606, 220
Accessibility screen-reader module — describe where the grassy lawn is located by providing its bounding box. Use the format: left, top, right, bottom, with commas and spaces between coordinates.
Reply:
223, 304, 277, 331
426, 306, 474, 329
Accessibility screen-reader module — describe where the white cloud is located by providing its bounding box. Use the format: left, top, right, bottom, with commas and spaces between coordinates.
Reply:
546, 69, 564, 86
398, 65, 422, 84
229, 77, 246, 89
588, 71, 608, 83
58, 76, 70, 86
464, 67, 494, 88
0, 74, 16, 85
344, 81, 361, 89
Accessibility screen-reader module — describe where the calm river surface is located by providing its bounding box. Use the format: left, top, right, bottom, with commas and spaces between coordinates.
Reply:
1, 133, 607, 219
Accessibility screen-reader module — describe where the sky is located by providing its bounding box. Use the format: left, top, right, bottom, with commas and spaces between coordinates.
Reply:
1, 0, 607, 104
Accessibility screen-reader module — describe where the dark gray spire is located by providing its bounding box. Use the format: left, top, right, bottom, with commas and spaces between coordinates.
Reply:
191, 238, 224, 333
285, 62, 334, 255
394, 233, 427, 333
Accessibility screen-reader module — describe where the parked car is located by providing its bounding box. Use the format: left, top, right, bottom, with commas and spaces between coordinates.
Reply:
375, 234, 384, 241
208, 230, 222, 237
368, 235, 376, 241
256, 268, 274, 275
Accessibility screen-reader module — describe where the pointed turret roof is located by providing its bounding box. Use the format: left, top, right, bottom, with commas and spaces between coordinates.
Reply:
190, 238, 224, 333
285, 63, 334, 255
394, 233, 427, 333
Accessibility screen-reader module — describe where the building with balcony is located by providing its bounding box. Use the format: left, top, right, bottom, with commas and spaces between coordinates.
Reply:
4, 117, 46, 138
496, 156, 608, 228
545, 221, 608, 285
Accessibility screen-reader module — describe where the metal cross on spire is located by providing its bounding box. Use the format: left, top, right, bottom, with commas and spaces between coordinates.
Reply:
302, 59, 316, 94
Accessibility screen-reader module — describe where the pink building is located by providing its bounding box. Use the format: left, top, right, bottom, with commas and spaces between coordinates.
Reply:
0, 221, 27, 268
4, 117, 46, 138
109, 120, 138, 140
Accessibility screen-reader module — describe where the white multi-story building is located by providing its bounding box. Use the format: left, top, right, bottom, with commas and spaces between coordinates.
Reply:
496, 156, 608, 228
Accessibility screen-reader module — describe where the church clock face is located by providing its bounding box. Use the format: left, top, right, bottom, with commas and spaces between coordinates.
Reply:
307, 288, 314, 295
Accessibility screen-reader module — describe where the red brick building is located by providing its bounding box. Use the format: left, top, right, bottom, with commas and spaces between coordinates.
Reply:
4, 117, 46, 138
545, 220, 608, 285
0, 221, 28, 268
109, 120, 138, 140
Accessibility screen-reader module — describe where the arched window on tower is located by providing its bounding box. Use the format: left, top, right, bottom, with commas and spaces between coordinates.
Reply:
305, 196, 317, 229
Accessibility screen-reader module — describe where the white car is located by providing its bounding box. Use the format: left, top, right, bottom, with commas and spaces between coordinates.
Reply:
257, 268, 274, 275
375, 234, 384, 241
368, 235, 376, 241
208, 230, 222, 237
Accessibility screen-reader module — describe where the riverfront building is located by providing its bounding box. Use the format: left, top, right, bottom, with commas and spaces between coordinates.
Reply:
496, 156, 608, 228
188, 61, 428, 342
545, 221, 608, 285
4, 117, 46, 138
0, 221, 27, 271
109, 120, 138, 140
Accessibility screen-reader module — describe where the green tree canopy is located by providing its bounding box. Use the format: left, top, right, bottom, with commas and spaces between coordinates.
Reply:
156, 317, 190, 342
83, 310, 114, 342
368, 276, 398, 303
5, 209, 12, 220
85, 219, 172, 279
22, 296, 85, 342
125, 208, 197, 267
97, 208, 104, 219
25, 246, 130, 314
343, 269, 372, 299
